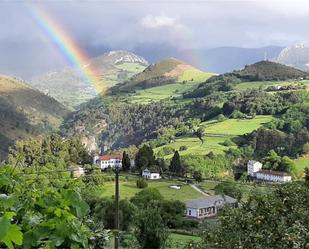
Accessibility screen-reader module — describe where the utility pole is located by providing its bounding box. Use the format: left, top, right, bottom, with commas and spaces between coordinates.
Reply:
114, 168, 120, 249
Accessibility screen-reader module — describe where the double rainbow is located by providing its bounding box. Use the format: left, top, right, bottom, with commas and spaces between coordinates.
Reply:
27, 5, 105, 94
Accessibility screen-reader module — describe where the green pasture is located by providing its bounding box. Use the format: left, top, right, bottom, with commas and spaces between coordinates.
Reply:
100, 180, 204, 201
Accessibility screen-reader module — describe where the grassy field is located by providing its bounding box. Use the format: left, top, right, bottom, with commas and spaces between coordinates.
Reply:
131, 82, 201, 104
235, 80, 309, 91
167, 233, 201, 249
130, 71, 213, 104
155, 116, 272, 158
179, 69, 213, 83
100, 180, 204, 201
204, 115, 273, 135
154, 136, 231, 158
294, 156, 309, 173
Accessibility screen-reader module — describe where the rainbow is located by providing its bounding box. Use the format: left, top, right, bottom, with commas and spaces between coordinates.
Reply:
26, 5, 105, 94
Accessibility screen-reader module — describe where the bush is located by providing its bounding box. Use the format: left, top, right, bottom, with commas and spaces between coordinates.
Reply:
231, 110, 246, 119
222, 139, 235, 147
217, 114, 226, 122
179, 145, 188, 151
193, 170, 203, 182
303, 143, 309, 154
181, 219, 199, 229
136, 178, 148, 189
163, 147, 175, 155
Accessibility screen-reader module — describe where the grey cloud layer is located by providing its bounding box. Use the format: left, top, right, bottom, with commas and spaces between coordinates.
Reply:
1, 0, 309, 78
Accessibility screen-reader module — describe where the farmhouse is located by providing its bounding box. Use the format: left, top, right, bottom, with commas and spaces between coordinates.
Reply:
185, 195, 237, 219
94, 155, 122, 170
142, 168, 161, 180
247, 160, 292, 182
255, 170, 292, 182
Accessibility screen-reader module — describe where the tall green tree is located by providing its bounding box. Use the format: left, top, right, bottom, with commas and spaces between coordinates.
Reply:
135, 145, 156, 172
169, 151, 184, 176
135, 201, 169, 249
122, 151, 131, 171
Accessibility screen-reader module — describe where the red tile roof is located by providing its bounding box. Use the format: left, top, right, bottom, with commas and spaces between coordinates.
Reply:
256, 170, 290, 177
97, 155, 123, 161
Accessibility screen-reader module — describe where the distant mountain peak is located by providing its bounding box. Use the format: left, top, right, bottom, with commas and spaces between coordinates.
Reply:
275, 43, 309, 72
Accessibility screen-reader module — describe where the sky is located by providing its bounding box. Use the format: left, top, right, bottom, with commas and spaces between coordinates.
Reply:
1, 0, 309, 78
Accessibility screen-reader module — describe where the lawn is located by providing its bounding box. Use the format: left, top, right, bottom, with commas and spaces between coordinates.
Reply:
294, 156, 309, 173
167, 233, 201, 249
204, 115, 273, 136
100, 180, 204, 201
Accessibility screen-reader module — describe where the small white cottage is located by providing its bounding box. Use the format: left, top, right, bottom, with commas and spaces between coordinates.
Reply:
142, 168, 161, 180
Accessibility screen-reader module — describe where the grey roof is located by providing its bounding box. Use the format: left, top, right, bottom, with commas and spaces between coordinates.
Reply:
186, 195, 237, 209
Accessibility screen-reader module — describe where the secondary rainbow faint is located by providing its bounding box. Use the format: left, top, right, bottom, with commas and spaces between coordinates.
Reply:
26, 4, 105, 94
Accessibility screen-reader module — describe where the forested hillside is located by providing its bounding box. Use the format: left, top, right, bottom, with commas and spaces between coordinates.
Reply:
0, 75, 68, 161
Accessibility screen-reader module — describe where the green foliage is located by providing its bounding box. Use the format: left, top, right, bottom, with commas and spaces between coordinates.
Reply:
130, 188, 163, 209
214, 181, 242, 200
8, 134, 91, 168
217, 114, 226, 122
179, 145, 188, 151
122, 151, 131, 171
135, 201, 169, 249
201, 182, 309, 249
136, 178, 148, 189
135, 145, 157, 172
91, 198, 137, 231
193, 170, 203, 182
169, 151, 184, 176
0, 166, 95, 249
263, 150, 296, 173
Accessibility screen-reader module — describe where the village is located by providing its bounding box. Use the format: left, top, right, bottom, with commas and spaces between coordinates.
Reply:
70, 154, 294, 221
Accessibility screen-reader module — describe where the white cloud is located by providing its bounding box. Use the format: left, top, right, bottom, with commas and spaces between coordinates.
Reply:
141, 14, 183, 29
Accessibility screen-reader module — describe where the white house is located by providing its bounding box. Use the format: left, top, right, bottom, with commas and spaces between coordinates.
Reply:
255, 170, 292, 182
142, 168, 161, 180
70, 166, 85, 178
94, 155, 122, 170
186, 195, 237, 219
247, 160, 263, 177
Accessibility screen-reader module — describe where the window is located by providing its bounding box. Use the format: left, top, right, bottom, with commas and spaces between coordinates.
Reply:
188, 210, 191, 215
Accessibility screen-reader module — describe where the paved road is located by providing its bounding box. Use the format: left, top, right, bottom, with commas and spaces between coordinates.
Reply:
189, 183, 209, 196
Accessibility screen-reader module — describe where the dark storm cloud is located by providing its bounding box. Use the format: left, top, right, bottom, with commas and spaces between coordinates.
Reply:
1, 0, 309, 78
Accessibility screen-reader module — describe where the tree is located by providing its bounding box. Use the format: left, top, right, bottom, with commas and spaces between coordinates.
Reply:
169, 151, 184, 176
122, 151, 131, 171
194, 127, 205, 144
135, 145, 156, 172
136, 178, 148, 189
200, 182, 309, 249
214, 181, 242, 201
135, 201, 169, 249
193, 170, 203, 182
305, 167, 309, 182
130, 188, 163, 209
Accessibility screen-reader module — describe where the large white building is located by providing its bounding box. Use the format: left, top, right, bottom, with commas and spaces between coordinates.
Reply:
255, 170, 292, 182
247, 160, 263, 177
94, 155, 122, 170
247, 160, 292, 183
186, 195, 237, 219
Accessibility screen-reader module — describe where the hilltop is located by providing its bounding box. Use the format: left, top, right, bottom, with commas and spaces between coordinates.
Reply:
109, 58, 208, 94
30, 51, 149, 108
185, 61, 308, 98
0, 75, 68, 161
